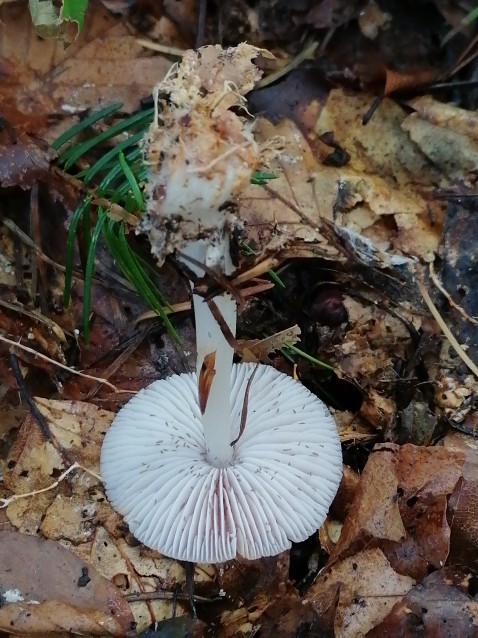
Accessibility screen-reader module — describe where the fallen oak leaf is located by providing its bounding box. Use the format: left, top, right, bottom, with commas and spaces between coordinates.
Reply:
0, 530, 136, 636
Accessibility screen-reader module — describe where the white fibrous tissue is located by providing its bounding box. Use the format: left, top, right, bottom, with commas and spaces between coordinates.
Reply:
140, 43, 267, 273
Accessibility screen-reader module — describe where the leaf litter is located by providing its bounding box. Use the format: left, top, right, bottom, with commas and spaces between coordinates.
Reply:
1, 0, 478, 635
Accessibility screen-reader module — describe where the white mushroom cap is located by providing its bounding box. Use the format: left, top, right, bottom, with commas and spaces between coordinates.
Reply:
101, 363, 342, 564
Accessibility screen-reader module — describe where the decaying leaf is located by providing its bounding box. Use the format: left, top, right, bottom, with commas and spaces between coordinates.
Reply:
0, 529, 135, 636
1, 2, 184, 121
331, 443, 465, 581
0, 127, 50, 188
236, 324, 301, 363
314, 89, 445, 261
1, 398, 212, 631
367, 566, 478, 637
444, 431, 478, 566
309, 548, 415, 638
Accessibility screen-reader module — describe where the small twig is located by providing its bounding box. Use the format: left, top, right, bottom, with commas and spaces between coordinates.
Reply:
231, 363, 260, 446
0, 462, 102, 508
429, 262, 478, 326
184, 561, 197, 618
0, 334, 135, 394
135, 38, 185, 58
9, 354, 51, 440
417, 278, 478, 379
124, 590, 223, 604
178, 251, 242, 304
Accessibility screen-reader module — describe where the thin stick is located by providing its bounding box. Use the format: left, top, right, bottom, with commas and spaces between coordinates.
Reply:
417, 278, 478, 379
429, 262, 478, 326
136, 39, 185, 58
0, 334, 135, 394
125, 590, 223, 604
9, 354, 51, 441
0, 462, 102, 508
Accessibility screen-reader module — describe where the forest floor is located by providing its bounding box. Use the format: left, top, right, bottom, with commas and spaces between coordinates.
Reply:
1, 0, 478, 636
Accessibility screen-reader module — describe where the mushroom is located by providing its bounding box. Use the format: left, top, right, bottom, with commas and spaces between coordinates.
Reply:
101, 362, 342, 564
101, 45, 343, 564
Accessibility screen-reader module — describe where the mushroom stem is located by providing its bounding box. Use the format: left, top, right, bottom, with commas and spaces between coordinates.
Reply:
193, 291, 236, 467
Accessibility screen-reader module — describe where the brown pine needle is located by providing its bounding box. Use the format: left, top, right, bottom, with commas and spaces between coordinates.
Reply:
429, 262, 478, 326
417, 278, 478, 379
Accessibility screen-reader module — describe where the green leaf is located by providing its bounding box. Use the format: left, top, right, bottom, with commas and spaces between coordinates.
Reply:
250, 171, 278, 185
60, 0, 88, 33
103, 220, 179, 342
83, 130, 144, 184
282, 343, 334, 372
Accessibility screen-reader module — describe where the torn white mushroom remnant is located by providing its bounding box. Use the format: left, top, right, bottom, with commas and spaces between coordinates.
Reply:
140, 42, 265, 273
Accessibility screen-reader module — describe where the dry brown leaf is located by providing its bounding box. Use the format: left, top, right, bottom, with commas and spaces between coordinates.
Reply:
1, 398, 212, 631
443, 431, 478, 566
408, 95, 478, 144
314, 89, 445, 261
236, 325, 301, 363
309, 548, 415, 638
0, 530, 135, 636
240, 89, 448, 267
367, 566, 478, 637
332, 443, 465, 581
0, 2, 185, 133
402, 113, 478, 181
239, 117, 340, 261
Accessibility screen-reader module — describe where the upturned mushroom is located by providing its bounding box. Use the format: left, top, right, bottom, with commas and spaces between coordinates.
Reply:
101, 44, 342, 564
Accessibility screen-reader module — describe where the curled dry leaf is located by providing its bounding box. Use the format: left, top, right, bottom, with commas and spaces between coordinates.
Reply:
367, 566, 478, 637
331, 443, 465, 581
309, 548, 415, 638
407, 95, 478, 144
444, 431, 478, 566
0, 530, 135, 636
327, 296, 418, 434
